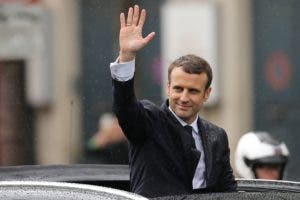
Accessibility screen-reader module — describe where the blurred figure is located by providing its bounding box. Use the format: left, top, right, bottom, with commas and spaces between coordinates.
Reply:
235, 131, 289, 180
87, 113, 128, 164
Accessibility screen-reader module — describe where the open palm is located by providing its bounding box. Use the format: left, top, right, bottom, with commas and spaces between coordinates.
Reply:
119, 5, 155, 58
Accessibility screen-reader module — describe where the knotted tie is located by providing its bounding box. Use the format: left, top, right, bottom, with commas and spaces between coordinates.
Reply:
184, 125, 197, 149
184, 125, 193, 136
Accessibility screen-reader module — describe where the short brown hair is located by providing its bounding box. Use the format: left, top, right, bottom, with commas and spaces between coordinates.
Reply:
168, 54, 212, 90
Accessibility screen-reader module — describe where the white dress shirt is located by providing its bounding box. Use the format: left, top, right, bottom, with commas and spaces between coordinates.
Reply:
110, 58, 206, 189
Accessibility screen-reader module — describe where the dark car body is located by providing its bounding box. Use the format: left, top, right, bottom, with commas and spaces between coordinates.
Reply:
0, 164, 130, 191
0, 181, 147, 200
0, 164, 299, 199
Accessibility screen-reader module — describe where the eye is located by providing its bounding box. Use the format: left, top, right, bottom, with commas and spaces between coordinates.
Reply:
173, 86, 182, 92
189, 89, 200, 94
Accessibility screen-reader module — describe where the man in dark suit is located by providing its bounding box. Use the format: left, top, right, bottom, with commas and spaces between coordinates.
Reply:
110, 5, 237, 198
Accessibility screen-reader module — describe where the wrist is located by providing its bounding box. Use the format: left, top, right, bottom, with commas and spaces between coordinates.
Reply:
119, 51, 136, 63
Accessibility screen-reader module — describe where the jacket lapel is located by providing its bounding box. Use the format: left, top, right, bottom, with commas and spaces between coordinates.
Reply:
197, 118, 212, 185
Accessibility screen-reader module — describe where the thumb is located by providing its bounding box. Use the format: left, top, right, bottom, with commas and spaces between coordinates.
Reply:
142, 32, 156, 46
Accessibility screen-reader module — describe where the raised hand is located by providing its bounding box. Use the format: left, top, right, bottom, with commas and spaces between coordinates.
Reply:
119, 5, 155, 63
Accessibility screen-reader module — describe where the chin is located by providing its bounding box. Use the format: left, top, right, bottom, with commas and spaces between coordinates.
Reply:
176, 112, 189, 121
176, 109, 189, 115
174, 110, 185, 116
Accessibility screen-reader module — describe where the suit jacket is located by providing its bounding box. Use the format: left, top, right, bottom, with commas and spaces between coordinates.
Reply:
112, 78, 237, 198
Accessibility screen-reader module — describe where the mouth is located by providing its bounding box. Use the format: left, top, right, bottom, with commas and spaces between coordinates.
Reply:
177, 104, 191, 111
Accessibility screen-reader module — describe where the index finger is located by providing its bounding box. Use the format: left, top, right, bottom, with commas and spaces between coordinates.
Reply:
120, 12, 125, 28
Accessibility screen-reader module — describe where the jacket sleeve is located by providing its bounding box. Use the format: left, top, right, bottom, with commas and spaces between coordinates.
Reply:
112, 78, 154, 144
217, 130, 237, 192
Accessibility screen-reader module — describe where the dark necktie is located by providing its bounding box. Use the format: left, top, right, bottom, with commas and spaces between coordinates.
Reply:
184, 125, 199, 172
184, 126, 196, 148
184, 125, 193, 136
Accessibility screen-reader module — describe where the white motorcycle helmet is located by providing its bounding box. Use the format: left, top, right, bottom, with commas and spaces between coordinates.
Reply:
235, 131, 289, 179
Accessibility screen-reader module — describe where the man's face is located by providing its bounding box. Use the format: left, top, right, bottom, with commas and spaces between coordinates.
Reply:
167, 67, 211, 124
255, 165, 282, 180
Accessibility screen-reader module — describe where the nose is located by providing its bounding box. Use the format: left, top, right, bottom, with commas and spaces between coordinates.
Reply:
179, 90, 189, 102
267, 169, 280, 180
259, 168, 280, 180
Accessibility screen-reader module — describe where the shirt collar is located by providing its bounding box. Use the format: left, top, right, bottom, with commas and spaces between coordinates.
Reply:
168, 106, 199, 134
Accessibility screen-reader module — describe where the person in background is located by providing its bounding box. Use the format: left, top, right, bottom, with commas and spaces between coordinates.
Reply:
109, 5, 236, 197
235, 131, 289, 180
87, 113, 128, 164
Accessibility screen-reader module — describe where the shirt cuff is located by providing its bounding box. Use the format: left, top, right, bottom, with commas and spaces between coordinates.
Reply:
110, 57, 135, 81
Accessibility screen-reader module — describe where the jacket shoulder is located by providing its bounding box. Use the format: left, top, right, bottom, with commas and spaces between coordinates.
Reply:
140, 99, 162, 114
200, 118, 228, 141
201, 119, 225, 134
140, 99, 157, 109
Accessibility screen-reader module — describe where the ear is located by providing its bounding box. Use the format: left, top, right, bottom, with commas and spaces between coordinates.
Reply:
166, 82, 170, 97
204, 87, 212, 102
